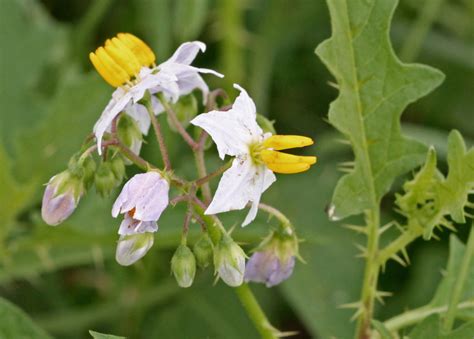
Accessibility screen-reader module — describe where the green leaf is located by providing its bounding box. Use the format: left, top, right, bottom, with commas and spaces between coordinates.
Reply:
0, 0, 65, 147
395, 131, 473, 239
430, 235, 474, 312
409, 315, 474, 339
438, 130, 474, 223
0, 144, 36, 226
0, 297, 52, 339
89, 330, 126, 339
316, 0, 444, 219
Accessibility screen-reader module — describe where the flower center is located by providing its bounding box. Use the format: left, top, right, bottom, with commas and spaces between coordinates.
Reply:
254, 135, 317, 174
89, 33, 156, 87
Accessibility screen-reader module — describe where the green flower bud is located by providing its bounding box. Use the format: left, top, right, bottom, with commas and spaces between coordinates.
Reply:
256, 114, 276, 135
193, 233, 213, 269
110, 156, 126, 182
168, 94, 198, 131
94, 162, 118, 197
117, 114, 143, 157
214, 235, 246, 287
171, 245, 196, 288
81, 156, 97, 189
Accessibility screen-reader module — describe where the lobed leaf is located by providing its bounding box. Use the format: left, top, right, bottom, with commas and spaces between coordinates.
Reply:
316, 0, 444, 219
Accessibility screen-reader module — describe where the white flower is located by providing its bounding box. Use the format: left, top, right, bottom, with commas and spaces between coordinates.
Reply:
112, 171, 169, 265
90, 33, 223, 154
116, 233, 154, 266
191, 84, 317, 226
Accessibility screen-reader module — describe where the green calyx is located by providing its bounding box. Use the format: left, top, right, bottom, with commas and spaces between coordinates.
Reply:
171, 244, 196, 288
193, 233, 214, 269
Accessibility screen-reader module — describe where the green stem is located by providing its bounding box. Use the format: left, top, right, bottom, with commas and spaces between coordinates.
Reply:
400, 0, 445, 62
234, 284, 278, 339
194, 150, 212, 202
384, 300, 474, 331
377, 230, 419, 266
195, 161, 232, 188
356, 209, 381, 339
443, 225, 474, 331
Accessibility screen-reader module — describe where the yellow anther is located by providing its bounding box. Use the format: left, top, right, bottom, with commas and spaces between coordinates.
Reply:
117, 33, 155, 67
261, 150, 317, 165
263, 135, 314, 151
90, 50, 125, 87
104, 37, 141, 77
265, 162, 311, 174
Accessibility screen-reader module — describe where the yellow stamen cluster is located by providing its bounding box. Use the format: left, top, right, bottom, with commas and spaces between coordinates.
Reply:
260, 135, 317, 174
89, 33, 156, 87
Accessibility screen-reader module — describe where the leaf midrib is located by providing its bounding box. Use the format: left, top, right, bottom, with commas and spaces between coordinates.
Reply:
340, 0, 378, 209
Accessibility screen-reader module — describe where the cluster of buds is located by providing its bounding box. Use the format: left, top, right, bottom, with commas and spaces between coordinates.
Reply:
41, 33, 314, 290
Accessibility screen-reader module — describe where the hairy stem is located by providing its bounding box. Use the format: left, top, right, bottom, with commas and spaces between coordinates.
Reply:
356, 209, 380, 339
443, 225, 474, 331
234, 284, 278, 339
158, 93, 199, 150
144, 96, 171, 170
195, 161, 232, 188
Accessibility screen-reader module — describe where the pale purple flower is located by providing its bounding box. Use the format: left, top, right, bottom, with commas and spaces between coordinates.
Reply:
245, 250, 295, 287
112, 171, 169, 234
213, 236, 246, 287
112, 171, 169, 265
41, 172, 83, 226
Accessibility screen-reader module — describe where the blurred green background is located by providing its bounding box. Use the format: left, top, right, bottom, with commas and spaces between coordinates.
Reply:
0, 0, 472, 338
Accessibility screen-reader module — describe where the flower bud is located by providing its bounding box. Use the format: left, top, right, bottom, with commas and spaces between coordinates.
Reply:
171, 245, 196, 288
214, 235, 246, 287
94, 162, 119, 197
193, 233, 213, 269
41, 171, 84, 226
244, 230, 299, 287
110, 156, 126, 182
117, 113, 143, 156
81, 156, 97, 189
116, 233, 154, 266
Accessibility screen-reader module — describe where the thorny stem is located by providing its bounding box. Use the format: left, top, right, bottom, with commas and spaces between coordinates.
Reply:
235, 284, 278, 339
443, 225, 474, 331
356, 209, 381, 339
143, 96, 171, 170
158, 93, 199, 150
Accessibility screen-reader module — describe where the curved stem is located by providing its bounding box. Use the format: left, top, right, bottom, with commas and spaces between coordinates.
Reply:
443, 225, 474, 331
234, 284, 278, 339
384, 300, 474, 331
114, 141, 155, 171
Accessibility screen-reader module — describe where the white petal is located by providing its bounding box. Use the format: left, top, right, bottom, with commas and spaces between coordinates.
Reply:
165, 41, 206, 65
191, 110, 255, 159
93, 89, 132, 155
232, 84, 262, 135
118, 214, 158, 235
125, 103, 151, 135
115, 233, 154, 266
205, 158, 275, 225
112, 172, 169, 221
